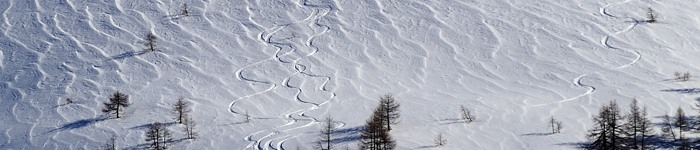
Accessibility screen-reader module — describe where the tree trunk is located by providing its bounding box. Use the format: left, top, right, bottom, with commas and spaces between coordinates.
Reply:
116, 104, 120, 118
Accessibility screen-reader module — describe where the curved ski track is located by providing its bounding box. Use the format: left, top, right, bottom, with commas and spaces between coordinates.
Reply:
228, 1, 339, 150
532, 0, 642, 107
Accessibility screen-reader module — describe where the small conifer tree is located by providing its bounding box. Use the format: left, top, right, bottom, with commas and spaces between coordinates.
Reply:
101, 91, 130, 118
173, 97, 190, 124
434, 133, 446, 147
145, 122, 173, 150
183, 115, 198, 139
145, 33, 157, 52
460, 105, 476, 123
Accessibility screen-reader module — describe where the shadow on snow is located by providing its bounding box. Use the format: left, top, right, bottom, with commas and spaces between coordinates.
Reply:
330, 126, 363, 144
129, 122, 177, 130
661, 88, 700, 94
44, 116, 108, 134
107, 50, 148, 60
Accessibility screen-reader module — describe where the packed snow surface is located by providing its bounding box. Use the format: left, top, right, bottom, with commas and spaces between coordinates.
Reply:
1, 0, 700, 149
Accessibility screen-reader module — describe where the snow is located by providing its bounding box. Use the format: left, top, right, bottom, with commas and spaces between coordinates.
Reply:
1, 0, 700, 149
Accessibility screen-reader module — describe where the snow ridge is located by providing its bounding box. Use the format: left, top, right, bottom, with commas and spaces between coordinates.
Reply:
2, 0, 700, 149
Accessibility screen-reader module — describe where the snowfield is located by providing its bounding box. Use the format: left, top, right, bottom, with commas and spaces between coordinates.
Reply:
1, 0, 700, 149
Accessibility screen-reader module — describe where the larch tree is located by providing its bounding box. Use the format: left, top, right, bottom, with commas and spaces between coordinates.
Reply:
101, 91, 130, 118
244, 110, 251, 123
145, 33, 157, 52
182, 115, 198, 139
674, 107, 689, 143
145, 122, 173, 150
460, 105, 476, 123
65, 98, 73, 105
318, 116, 336, 150
587, 100, 626, 149
359, 107, 396, 150
379, 94, 400, 130
173, 97, 190, 124
646, 7, 657, 23
623, 99, 655, 149
103, 135, 117, 150
181, 4, 189, 16
434, 133, 446, 147
661, 114, 675, 140
623, 99, 642, 149
680, 137, 691, 150
549, 116, 563, 134
637, 107, 653, 150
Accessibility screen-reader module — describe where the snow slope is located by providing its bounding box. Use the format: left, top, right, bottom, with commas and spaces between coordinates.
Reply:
1, 0, 700, 149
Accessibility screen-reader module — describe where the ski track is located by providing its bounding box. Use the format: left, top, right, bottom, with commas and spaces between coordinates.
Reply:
230, 1, 337, 149
531, 0, 641, 107
0, 0, 239, 148
4, 0, 698, 149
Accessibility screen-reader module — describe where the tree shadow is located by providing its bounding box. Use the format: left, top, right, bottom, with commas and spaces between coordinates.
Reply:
107, 50, 148, 60
161, 14, 186, 22
660, 88, 700, 94
160, 14, 202, 22
555, 141, 588, 149
568, 135, 679, 149
124, 138, 189, 150
124, 143, 150, 150
170, 138, 191, 144
51, 101, 85, 109
218, 117, 280, 126
574, 115, 695, 149
219, 121, 249, 126
645, 135, 677, 149
414, 145, 438, 149
331, 126, 363, 144
130, 122, 177, 130
437, 118, 471, 125
660, 78, 688, 82
624, 18, 651, 25
45, 116, 108, 133
52, 103, 71, 109
521, 132, 553, 136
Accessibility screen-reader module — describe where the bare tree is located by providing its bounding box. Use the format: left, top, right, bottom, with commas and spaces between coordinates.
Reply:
460, 105, 476, 123
65, 98, 73, 105
680, 136, 691, 150
674, 71, 690, 82
549, 116, 563, 134
623, 99, 654, 149
145, 122, 172, 150
103, 135, 117, 150
646, 7, 657, 23
623, 99, 641, 149
102, 91, 130, 118
661, 114, 676, 140
434, 133, 446, 147
183, 115, 198, 139
675, 107, 689, 142
145, 33, 157, 52
315, 141, 324, 150
244, 110, 251, 123
318, 116, 336, 150
379, 94, 400, 130
173, 97, 190, 124
180, 4, 189, 16
637, 107, 654, 150
586, 101, 625, 149
359, 107, 396, 150
695, 102, 700, 131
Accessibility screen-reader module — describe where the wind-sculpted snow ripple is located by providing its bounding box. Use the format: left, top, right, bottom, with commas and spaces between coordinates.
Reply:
227, 0, 340, 149
2, 0, 700, 149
